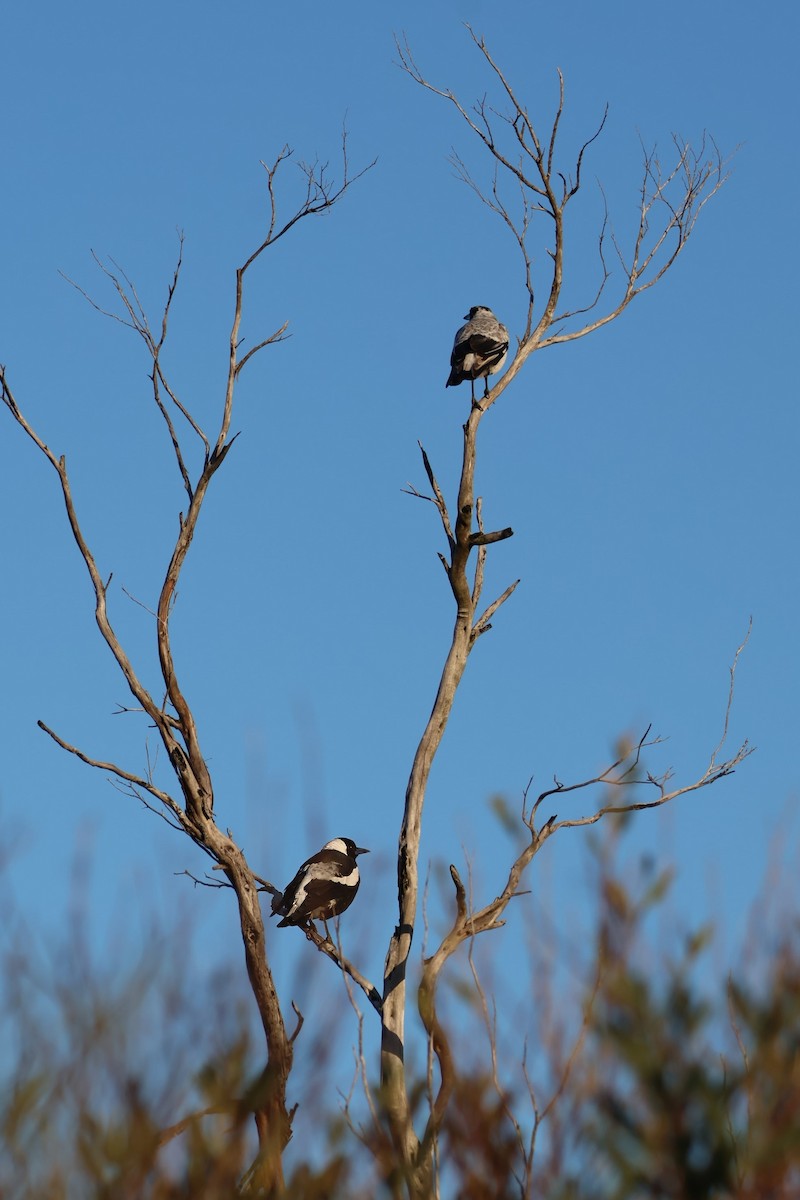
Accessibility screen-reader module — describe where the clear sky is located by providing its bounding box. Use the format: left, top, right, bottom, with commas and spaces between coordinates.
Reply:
1, 0, 797, 1135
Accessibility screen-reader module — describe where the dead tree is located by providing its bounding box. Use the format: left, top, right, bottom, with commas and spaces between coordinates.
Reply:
2, 29, 747, 1200
1, 136, 373, 1197
372, 30, 746, 1199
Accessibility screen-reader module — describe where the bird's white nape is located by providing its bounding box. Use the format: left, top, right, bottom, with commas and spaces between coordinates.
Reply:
322, 838, 349, 854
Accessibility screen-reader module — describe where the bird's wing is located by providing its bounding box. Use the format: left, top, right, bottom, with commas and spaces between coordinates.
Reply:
313, 850, 358, 882
276, 851, 361, 924
466, 332, 507, 357
450, 323, 474, 365
273, 859, 312, 916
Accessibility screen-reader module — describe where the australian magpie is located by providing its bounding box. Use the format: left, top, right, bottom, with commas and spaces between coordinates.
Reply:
272, 837, 369, 928
446, 305, 509, 401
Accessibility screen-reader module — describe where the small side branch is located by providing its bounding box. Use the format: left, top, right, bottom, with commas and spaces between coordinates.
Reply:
37, 720, 189, 829
471, 578, 520, 643
531, 725, 662, 817
469, 527, 513, 547
62, 239, 212, 481
1, 368, 170, 749
541, 132, 730, 350
408, 627, 751, 1167
531, 629, 753, 834
300, 922, 383, 1015
416, 839, 545, 1162
416, 441, 455, 551
235, 320, 290, 377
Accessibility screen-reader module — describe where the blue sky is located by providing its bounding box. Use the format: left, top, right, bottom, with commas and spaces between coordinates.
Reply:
1, 0, 797, 1128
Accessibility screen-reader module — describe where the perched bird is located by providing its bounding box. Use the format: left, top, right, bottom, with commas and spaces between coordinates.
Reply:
272, 837, 369, 928
446, 305, 509, 401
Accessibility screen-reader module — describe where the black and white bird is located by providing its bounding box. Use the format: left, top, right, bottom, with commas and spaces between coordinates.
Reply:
271, 837, 369, 929
446, 305, 509, 401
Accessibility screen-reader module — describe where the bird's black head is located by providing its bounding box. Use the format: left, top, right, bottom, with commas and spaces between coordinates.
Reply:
465, 305, 493, 319
334, 836, 369, 859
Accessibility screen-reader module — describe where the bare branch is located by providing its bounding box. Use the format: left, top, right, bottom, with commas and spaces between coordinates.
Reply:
398, 30, 730, 409
235, 320, 290, 377
382, 395, 520, 1176
402, 482, 435, 503
295, 921, 383, 1015
36, 719, 189, 826
247, 129, 376, 269
289, 1000, 305, 1045
471, 578, 521, 642
157, 1104, 232, 1148
4, 127, 372, 1184
1, 371, 175, 771
64, 240, 212, 472
710, 617, 752, 769
539, 965, 601, 1123
566, 102, 609, 198
385, 631, 750, 1181
531, 725, 662, 816
540, 134, 730, 350
417, 441, 455, 550
176, 869, 231, 890
120, 585, 158, 619
471, 498, 487, 609
536, 634, 753, 835
251, 872, 282, 900
468, 944, 529, 1179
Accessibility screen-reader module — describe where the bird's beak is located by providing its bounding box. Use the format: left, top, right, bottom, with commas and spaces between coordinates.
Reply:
354, 846, 370, 856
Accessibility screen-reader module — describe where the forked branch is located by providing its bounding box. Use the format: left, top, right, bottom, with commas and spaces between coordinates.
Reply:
397, 28, 730, 403
385, 403, 517, 1186
2, 132, 372, 1192
409, 626, 750, 1182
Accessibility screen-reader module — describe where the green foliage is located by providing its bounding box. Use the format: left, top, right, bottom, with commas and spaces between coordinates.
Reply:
580, 876, 737, 1198
553, 860, 800, 1200
1, 852, 798, 1198
726, 936, 800, 1198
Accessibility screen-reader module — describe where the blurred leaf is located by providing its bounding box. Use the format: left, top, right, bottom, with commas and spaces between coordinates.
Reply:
487, 793, 521, 839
